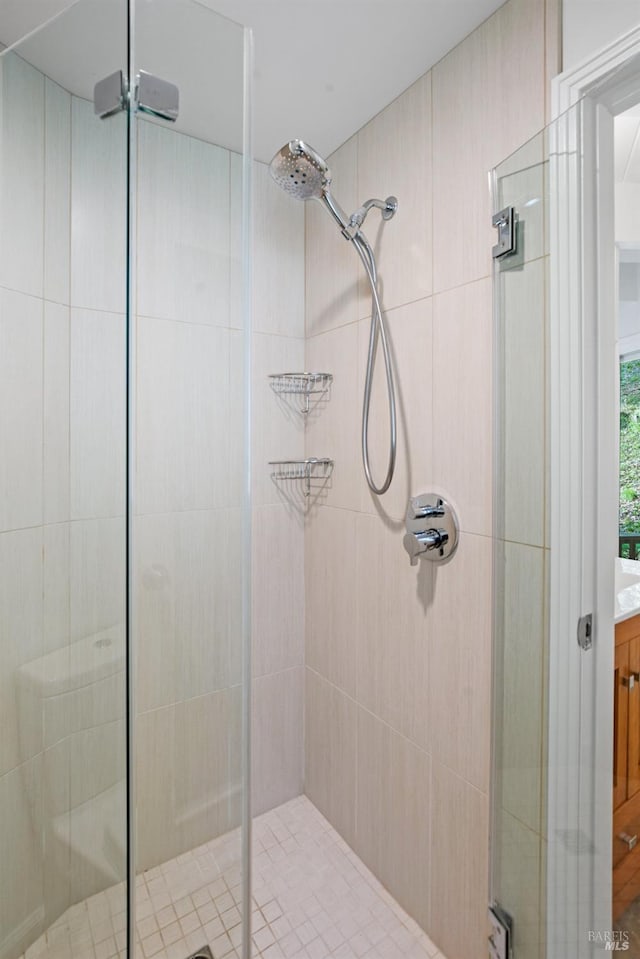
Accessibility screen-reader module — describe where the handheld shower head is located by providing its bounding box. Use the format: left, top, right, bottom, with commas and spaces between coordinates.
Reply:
269, 140, 331, 201
269, 139, 351, 233
269, 137, 399, 496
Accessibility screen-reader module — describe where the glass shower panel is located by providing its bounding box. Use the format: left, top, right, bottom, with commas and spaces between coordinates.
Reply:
492, 127, 551, 959
492, 103, 591, 959
0, 3, 129, 959
132, 3, 250, 957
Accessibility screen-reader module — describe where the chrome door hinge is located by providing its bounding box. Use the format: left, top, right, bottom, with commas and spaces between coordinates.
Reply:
577, 612, 593, 651
136, 71, 179, 122
94, 70, 127, 119
488, 905, 512, 959
94, 70, 179, 123
492, 206, 517, 259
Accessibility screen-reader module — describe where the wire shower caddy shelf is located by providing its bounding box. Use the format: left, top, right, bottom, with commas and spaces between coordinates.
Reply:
268, 457, 334, 496
268, 372, 333, 414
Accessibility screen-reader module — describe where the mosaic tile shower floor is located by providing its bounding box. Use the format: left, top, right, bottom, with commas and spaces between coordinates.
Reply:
20, 796, 445, 959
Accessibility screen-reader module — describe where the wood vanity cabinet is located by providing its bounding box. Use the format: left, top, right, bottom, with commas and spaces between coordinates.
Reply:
613, 613, 640, 918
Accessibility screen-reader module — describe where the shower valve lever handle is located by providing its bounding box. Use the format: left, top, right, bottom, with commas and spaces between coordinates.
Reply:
403, 529, 448, 566
410, 500, 445, 520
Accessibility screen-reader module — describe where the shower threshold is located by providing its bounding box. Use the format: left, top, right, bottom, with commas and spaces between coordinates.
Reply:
19, 796, 445, 959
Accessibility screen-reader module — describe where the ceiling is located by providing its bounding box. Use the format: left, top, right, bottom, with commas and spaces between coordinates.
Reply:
0, 0, 505, 161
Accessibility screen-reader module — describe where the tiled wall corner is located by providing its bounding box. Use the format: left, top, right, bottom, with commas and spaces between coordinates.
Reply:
304, 668, 357, 849
305, 323, 360, 511
249, 161, 306, 820
252, 667, 304, 816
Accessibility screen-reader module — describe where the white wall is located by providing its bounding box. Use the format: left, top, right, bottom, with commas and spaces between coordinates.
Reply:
563, 0, 640, 71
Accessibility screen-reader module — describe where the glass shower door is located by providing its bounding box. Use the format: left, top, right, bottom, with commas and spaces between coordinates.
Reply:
0, 3, 130, 958
491, 102, 596, 959
0, 2, 252, 957
131, 4, 251, 958
492, 126, 551, 959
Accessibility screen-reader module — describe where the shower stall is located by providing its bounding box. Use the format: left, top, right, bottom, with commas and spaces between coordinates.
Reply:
0, 4, 441, 959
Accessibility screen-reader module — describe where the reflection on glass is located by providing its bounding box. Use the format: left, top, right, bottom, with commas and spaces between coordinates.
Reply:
0, 2, 251, 958
491, 126, 550, 959
0, 2, 128, 958
132, 3, 248, 959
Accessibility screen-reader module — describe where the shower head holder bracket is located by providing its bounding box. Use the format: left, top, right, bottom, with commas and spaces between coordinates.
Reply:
343, 196, 398, 239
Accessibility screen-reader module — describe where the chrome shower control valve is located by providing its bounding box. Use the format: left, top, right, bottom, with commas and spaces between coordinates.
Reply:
403, 494, 459, 565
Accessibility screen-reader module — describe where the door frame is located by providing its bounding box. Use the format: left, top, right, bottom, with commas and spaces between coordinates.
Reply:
550, 24, 640, 957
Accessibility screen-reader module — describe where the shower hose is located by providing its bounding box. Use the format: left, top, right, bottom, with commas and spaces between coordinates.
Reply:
351, 232, 397, 496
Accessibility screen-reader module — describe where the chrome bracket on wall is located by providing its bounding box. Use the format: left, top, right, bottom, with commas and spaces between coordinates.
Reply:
136, 71, 179, 122
577, 612, 593, 651
94, 70, 179, 123
94, 70, 127, 119
488, 905, 511, 959
492, 206, 517, 259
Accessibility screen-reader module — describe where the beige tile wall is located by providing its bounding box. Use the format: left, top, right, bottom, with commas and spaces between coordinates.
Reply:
248, 160, 307, 818
304, 1, 554, 956
135, 142, 307, 868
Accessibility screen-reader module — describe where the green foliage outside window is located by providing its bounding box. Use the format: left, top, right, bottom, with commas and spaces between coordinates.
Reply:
620, 359, 640, 553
